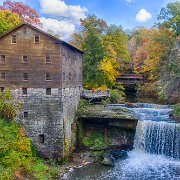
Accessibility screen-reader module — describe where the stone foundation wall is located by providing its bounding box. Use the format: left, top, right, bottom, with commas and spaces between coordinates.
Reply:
62, 87, 81, 153
11, 88, 58, 158
11, 87, 81, 158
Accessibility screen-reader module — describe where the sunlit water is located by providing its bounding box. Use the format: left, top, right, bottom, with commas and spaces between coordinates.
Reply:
67, 103, 180, 180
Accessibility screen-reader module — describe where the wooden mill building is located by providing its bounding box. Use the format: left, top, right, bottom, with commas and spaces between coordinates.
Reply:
0, 23, 83, 158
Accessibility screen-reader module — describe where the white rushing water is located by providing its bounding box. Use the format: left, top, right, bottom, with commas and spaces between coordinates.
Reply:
68, 103, 180, 180
131, 103, 180, 159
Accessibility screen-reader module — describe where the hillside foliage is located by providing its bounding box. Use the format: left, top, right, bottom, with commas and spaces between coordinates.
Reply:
0, 90, 59, 179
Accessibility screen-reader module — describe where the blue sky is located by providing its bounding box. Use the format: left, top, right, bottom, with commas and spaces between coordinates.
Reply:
1, 0, 178, 39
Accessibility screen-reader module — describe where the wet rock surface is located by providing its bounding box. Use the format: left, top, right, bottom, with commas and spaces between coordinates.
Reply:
102, 153, 115, 167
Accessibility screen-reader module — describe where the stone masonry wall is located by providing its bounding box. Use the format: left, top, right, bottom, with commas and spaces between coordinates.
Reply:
12, 88, 64, 158
62, 87, 81, 153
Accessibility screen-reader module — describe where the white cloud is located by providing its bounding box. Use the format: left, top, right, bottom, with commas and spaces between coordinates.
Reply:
125, 0, 133, 2
39, 0, 88, 24
136, 9, 152, 22
40, 17, 75, 40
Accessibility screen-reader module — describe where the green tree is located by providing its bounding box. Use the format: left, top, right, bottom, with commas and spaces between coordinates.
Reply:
103, 25, 129, 64
69, 14, 108, 49
80, 14, 108, 35
0, 10, 21, 35
156, 2, 180, 36
82, 30, 105, 87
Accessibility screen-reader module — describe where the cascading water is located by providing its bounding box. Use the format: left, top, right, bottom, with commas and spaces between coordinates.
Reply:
67, 103, 180, 180
132, 103, 180, 159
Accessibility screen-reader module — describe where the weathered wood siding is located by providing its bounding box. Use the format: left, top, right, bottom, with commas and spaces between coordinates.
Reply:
61, 45, 82, 88
0, 24, 62, 88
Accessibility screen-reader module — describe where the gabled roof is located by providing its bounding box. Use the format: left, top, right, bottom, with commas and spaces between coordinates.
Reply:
0, 22, 83, 54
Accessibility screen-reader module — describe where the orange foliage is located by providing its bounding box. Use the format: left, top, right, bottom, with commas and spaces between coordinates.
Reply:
132, 28, 174, 81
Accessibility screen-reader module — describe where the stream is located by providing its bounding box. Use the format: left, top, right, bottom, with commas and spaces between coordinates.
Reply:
67, 103, 180, 180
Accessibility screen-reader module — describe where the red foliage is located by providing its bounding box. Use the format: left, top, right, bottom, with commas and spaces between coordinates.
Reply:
0, 0, 40, 24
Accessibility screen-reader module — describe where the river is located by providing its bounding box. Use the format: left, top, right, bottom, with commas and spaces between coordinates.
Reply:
66, 103, 180, 180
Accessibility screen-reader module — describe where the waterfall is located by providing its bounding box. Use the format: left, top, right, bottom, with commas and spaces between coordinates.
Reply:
132, 104, 180, 159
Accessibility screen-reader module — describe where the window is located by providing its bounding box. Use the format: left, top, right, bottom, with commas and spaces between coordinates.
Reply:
75, 58, 77, 65
11, 35, 16, 43
34, 35, 40, 43
22, 88, 27, 95
1, 72, 5, 79
46, 55, 51, 63
63, 72, 66, 81
69, 73, 72, 81
23, 73, 28, 81
39, 134, 45, 144
23, 112, 28, 119
68, 57, 71, 64
22, 55, 28, 63
46, 88, 51, 95
0, 55, 5, 63
0, 87, 4, 92
74, 74, 77, 81
79, 74, 81, 81
46, 73, 51, 81
23, 27, 27, 34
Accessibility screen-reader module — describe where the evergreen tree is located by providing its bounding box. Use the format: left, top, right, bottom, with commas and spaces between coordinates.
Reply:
82, 30, 105, 87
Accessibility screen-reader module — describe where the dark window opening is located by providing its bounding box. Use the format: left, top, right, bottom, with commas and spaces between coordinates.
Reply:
22, 88, 27, 95
46, 73, 51, 81
69, 73, 72, 81
23, 112, 28, 118
1, 72, 5, 79
23, 27, 27, 34
0, 55, 5, 63
0, 87, 4, 92
46, 55, 51, 63
79, 74, 81, 81
74, 74, 77, 81
46, 88, 51, 95
23, 73, 28, 80
34, 35, 40, 43
39, 134, 44, 144
23, 55, 28, 63
63, 72, 66, 81
11, 35, 16, 43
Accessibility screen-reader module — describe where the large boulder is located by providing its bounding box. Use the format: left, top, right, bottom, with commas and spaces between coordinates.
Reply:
110, 150, 128, 159
101, 153, 115, 167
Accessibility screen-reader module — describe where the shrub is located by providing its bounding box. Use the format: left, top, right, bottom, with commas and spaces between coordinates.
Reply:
109, 89, 125, 103
172, 103, 180, 116
82, 131, 106, 149
0, 89, 17, 121
0, 118, 60, 179
0, 90, 60, 179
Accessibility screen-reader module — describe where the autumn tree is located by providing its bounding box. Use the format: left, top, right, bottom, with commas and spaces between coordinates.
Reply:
99, 25, 129, 86
0, 10, 21, 35
0, 0, 40, 25
70, 15, 129, 88
129, 27, 174, 81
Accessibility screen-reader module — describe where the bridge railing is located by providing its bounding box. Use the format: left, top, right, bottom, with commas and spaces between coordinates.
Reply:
81, 89, 110, 98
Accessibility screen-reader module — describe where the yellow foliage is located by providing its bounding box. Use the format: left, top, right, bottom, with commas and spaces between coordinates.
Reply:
99, 57, 120, 83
